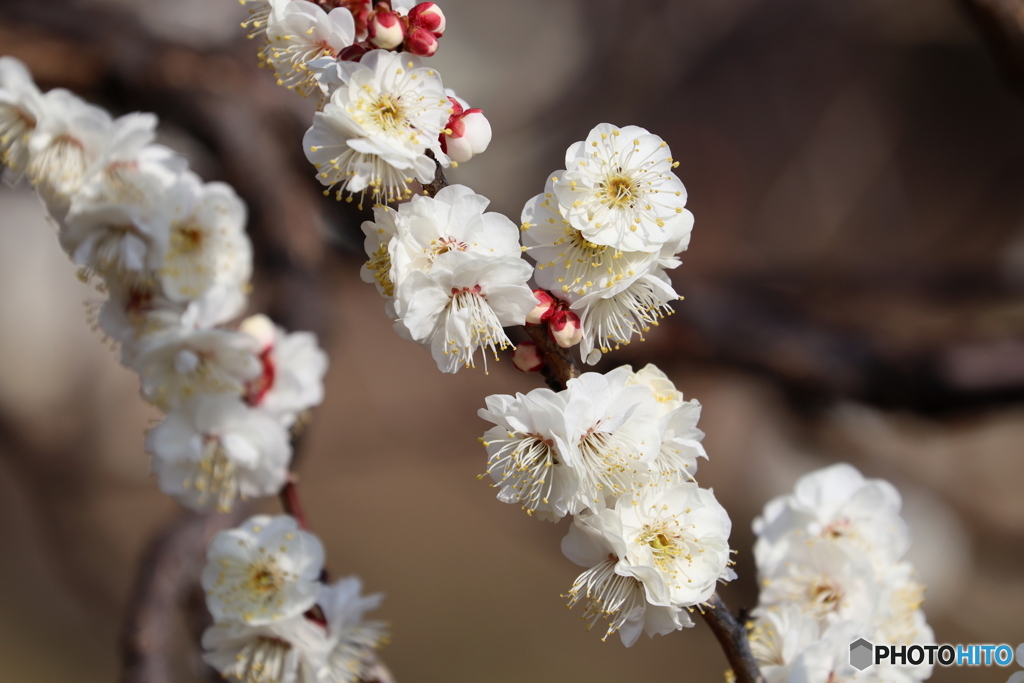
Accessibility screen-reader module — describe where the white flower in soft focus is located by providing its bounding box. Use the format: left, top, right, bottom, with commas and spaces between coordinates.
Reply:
561, 506, 693, 646
389, 184, 522, 282
27, 88, 113, 210
318, 577, 389, 683
748, 605, 824, 683
552, 123, 692, 253
0, 56, 46, 180
558, 366, 661, 509
478, 388, 577, 521
521, 175, 658, 300
133, 328, 263, 409
202, 515, 324, 625
394, 250, 535, 373
156, 172, 252, 325
240, 314, 329, 428
758, 539, 880, 628
202, 616, 331, 683
625, 364, 707, 484
266, 1, 355, 99
97, 280, 189, 364
874, 563, 934, 682
303, 50, 451, 206
753, 463, 910, 575
146, 394, 291, 512
574, 269, 679, 365
240, 0, 294, 38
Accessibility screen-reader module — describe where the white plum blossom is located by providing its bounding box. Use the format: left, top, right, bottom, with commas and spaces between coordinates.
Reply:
359, 203, 403, 306
318, 577, 389, 683
747, 605, 825, 683
753, 463, 910, 575
575, 268, 680, 365
478, 388, 577, 521
155, 172, 252, 327
0, 56, 46, 179
266, 1, 356, 99
394, 250, 535, 373
240, 0, 294, 38
27, 88, 113, 209
239, 314, 329, 427
561, 482, 735, 645
201, 515, 324, 625
133, 328, 263, 409
557, 366, 661, 510
552, 123, 692, 253
521, 175, 657, 300
202, 616, 331, 683
389, 184, 522, 281
625, 364, 707, 484
146, 393, 291, 512
304, 50, 451, 205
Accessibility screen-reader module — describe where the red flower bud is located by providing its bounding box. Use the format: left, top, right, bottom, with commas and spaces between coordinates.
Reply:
526, 289, 556, 325
408, 2, 446, 35
548, 309, 583, 348
405, 26, 438, 57
512, 341, 544, 373
368, 5, 405, 49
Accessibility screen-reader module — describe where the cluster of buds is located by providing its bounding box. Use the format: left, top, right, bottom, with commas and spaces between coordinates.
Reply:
366, 1, 445, 57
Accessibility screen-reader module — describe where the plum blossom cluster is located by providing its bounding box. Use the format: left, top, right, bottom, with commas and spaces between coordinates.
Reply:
521, 123, 694, 364
239, 0, 491, 206
748, 464, 934, 683
201, 515, 387, 683
479, 364, 735, 646
359, 184, 537, 372
0, 56, 328, 513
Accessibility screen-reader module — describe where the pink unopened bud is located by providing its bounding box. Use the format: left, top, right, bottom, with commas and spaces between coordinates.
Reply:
405, 26, 438, 57
512, 341, 544, 373
548, 309, 583, 348
368, 5, 405, 49
444, 109, 491, 163
408, 2, 446, 35
526, 289, 556, 325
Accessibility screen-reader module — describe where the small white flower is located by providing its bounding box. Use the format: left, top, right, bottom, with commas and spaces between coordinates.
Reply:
240, 314, 329, 427
27, 88, 113, 210
747, 605, 824, 683
0, 56, 46, 180
395, 250, 535, 373
202, 616, 331, 683
359, 203, 404, 302
156, 172, 252, 325
96, 280, 189, 363
574, 269, 680, 365
552, 123, 692, 253
558, 366, 661, 509
201, 514, 324, 625
266, 1, 356, 99
303, 50, 451, 206
625, 364, 707, 484
317, 577, 389, 683
146, 394, 291, 512
389, 184, 522, 282
133, 328, 263, 409
478, 388, 577, 521
753, 463, 909, 575
521, 175, 657, 300
561, 504, 694, 646
240, 0, 294, 38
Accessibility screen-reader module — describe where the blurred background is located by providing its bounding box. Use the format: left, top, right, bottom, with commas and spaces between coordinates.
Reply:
1, 0, 1023, 681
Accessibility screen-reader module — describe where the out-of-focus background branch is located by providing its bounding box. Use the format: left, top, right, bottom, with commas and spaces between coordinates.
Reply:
1, 0, 1023, 682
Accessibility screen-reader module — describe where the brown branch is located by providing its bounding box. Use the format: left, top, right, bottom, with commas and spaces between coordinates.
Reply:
700, 594, 765, 683
280, 475, 310, 530
523, 323, 581, 392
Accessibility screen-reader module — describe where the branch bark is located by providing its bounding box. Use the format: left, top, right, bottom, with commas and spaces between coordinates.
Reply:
700, 594, 765, 683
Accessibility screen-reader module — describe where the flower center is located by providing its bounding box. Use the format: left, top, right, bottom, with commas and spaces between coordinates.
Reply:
568, 229, 607, 256
170, 220, 206, 255
432, 236, 469, 256
638, 522, 686, 572
247, 562, 284, 594
185, 437, 240, 512
600, 174, 638, 209
372, 95, 406, 133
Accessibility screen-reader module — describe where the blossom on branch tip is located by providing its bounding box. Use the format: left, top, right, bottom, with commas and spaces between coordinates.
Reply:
367, 3, 405, 49
201, 515, 324, 625
303, 50, 450, 206
146, 394, 291, 512
553, 123, 692, 253
0, 56, 46, 181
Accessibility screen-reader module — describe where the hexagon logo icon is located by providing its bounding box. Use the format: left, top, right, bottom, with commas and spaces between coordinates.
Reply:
850, 638, 874, 671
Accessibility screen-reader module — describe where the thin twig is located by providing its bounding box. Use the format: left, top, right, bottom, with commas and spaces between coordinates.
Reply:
700, 593, 766, 683
280, 475, 310, 529
523, 323, 580, 392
